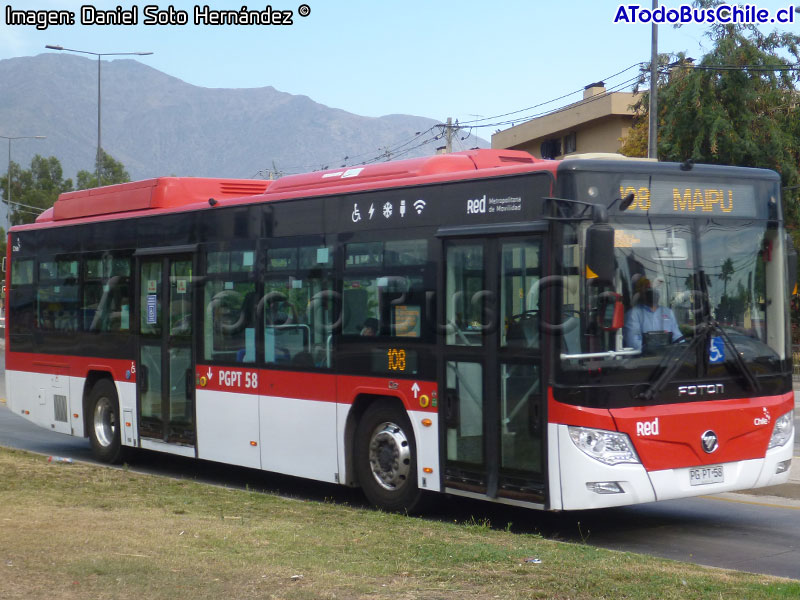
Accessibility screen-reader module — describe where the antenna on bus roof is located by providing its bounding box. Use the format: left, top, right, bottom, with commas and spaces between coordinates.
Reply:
680, 158, 694, 171
208, 198, 218, 206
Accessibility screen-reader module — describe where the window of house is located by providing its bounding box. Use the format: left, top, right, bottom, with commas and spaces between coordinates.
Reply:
564, 131, 577, 155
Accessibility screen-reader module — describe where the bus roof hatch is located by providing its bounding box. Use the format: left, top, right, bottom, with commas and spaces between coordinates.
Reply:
46, 177, 271, 222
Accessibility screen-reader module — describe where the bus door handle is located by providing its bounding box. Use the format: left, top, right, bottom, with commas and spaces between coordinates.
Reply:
139, 365, 149, 393
529, 401, 541, 435
444, 388, 460, 428
185, 368, 193, 399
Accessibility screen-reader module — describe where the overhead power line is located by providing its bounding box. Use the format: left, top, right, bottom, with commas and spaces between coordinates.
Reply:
672, 63, 800, 72
265, 57, 800, 179
263, 57, 800, 178
457, 62, 646, 127
6, 198, 47, 213
271, 61, 650, 175
465, 73, 643, 131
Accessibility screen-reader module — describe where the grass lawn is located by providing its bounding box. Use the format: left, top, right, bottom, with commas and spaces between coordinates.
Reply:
0, 446, 797, 599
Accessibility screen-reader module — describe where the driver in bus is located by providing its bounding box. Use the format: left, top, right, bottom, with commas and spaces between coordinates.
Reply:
623, 276, 682, 351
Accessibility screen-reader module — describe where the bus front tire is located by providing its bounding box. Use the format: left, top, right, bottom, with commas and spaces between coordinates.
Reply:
355, 400, 426, 513
88, 379, 125, 464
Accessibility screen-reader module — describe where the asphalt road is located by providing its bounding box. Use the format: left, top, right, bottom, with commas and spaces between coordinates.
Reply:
1, 345, 799, 581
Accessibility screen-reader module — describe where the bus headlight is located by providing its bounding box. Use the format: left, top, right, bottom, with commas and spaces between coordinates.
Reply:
568, 426, 641, 466
767, 410, 794, 449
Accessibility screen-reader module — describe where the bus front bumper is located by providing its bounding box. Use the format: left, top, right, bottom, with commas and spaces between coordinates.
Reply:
552, 424, 794, 510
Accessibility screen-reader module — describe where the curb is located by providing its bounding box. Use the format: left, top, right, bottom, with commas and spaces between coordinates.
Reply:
735, 480, 800, 501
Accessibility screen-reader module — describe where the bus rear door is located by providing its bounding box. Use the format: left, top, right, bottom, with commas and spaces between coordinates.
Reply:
135, 248, 197, 456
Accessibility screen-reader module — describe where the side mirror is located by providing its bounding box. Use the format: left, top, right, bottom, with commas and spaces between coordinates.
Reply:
585, 224, 616, 286
598, 291, 624, 331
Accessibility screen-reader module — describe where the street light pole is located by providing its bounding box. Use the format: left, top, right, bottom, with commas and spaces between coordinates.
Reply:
45, 45, 153, 186
1, 135, 46, 232
97, 53, 101, 184
648, 0, 659, 160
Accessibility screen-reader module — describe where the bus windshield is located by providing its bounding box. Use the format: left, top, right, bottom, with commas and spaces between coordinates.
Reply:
557, 178, 787, 395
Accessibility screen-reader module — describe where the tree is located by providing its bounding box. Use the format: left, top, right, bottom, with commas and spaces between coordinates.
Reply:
76, 149, 131, 190
718, 258, 734, 299
0, 152, 131, 260
620, 0, 800, 227
0, 155, 73, 227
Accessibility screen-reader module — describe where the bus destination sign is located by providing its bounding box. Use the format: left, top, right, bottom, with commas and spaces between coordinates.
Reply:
618, 179, 758, 217
371, 347, 419, 375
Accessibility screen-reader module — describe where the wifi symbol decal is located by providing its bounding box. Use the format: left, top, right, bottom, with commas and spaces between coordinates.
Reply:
413, 199, 426, 214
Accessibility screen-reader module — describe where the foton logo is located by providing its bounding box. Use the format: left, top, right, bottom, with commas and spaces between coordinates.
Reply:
636, 417, 660, 437
701, 430, 719, 453
753, 407, 771, 427
678, 383, 724, 397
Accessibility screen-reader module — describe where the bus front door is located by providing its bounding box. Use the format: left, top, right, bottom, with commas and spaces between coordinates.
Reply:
442, 236, 545, 505
136, 252, 197, 454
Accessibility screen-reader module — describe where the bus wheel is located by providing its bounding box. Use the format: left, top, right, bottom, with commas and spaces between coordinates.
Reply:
88, 379, 125, 464
355, 401, 425, 513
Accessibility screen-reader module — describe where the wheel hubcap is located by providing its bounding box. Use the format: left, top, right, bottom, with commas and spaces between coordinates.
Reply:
93, 397, 116, 448
368, 421, 411, 491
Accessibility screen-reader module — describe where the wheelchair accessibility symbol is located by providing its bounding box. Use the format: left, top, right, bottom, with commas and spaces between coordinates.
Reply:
709, 336, 725, 364
352, 203, 362, 223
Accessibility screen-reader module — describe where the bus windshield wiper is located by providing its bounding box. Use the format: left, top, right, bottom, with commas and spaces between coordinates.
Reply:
636, 319, 761, 403
636, 321, 711, 403
709, 320, 761, 394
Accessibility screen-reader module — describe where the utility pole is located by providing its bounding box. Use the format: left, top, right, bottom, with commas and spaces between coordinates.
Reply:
648, 0, 659, 160
438, 118, 462, 154
2, 134, 45, 232
445, 117, 454, 153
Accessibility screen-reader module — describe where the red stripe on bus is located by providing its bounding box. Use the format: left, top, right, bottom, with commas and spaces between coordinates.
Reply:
337, 375, 438, 413
196, 365, 438, 411
547, 387, 616, 430
6, 351, 136, 383
8, 352, 438, 413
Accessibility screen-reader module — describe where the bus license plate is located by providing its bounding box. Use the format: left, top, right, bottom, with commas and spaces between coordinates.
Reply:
689, 465, 724, 486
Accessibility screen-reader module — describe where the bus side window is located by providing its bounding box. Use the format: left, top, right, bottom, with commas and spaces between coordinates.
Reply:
9, 258, 35, 349
82, 254, 132, 333
343, 239, 429, 341
202, 249, 256, 364
342, 286, 373, 335
37, 258, 79, 333
263, 243, 335, 369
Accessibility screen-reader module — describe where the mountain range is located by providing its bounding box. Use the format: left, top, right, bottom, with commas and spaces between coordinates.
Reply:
0, 53, 485, 183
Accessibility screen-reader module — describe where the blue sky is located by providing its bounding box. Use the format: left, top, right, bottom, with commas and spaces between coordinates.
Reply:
1, 1, 798, 136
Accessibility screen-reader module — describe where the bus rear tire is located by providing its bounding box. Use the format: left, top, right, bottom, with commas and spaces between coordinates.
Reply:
88, 379, 126, 464
355, 400, 427, 513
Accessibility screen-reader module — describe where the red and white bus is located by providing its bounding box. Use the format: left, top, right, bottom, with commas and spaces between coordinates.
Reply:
5, 149, 795, 511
